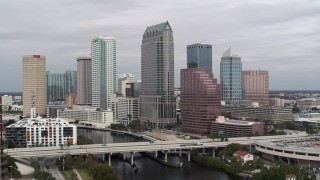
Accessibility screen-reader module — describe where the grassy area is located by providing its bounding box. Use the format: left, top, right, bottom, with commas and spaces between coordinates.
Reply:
77, 169, 93, 180
61, 170, 75, 180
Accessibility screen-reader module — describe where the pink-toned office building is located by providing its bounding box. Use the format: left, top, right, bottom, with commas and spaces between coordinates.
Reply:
180, 68, 221, 134
242, 70, 269, 106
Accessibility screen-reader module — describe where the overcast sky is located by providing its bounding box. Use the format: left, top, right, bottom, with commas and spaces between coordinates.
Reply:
1, 0, 319, 92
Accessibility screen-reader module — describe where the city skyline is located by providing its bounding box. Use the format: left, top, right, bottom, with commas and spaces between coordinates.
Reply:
1, 0, 320, 91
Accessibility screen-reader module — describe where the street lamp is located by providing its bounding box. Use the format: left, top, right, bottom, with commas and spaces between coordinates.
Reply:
9, 165, 13, 178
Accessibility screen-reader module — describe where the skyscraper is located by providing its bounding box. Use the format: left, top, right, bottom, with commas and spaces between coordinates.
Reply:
118, 73, 134, 96
77, 55, 91, 105
65, 70, 77, 95
46, 71, 66, 103
187, 43, 212, 73
181, 68, 220, 134
220, 48, 242, 105
91, 36, 116, 110
46, 71, 77, 104
242, 70, 269, 106
23, 55, 46, 117
140, 21, 176, 129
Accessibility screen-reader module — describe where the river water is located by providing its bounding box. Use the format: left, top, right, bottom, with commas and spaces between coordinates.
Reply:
78, 128, 237, 180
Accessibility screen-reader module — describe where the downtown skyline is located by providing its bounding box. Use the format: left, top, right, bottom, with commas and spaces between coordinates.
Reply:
1, 0, 320, 91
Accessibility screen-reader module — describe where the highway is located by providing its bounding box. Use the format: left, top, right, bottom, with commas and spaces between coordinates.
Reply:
6, 133, 309, 158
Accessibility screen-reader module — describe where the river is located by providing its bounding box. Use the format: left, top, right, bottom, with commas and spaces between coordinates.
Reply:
78, 128, 238, 180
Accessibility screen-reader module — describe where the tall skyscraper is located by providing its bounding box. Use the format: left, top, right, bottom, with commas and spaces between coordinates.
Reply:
181, 68, 221, 134
77, 55, 91, 105
242, 70, 269, 106
187, 43, 213, 73
91, 36, 116, 110
46, 71, 66, 103
46, 70, 77, 104
140, 21, 176, 129
220, 47, 242, 105
118, 73, 134, 96
65, 70, 77, 95
23, 55, 46, 117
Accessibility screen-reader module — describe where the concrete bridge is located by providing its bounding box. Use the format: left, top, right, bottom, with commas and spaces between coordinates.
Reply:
6, 133, 308, 166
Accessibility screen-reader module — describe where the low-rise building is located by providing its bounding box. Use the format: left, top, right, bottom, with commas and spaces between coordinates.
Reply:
221, 106, 293, 123
211, 116, 264, 137
233, 150, 254, 163
294, 113, 320, 126
57, 107, 114, 127
6, 117, 77, 148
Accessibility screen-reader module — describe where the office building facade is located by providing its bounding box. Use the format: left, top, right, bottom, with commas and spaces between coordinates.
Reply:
220, 48, 242, 105
181, 68, 221, 134
242, 70, 269, 106
91, 36, 116, 110
118, 73, 134, 96
23, 55, 46, 117
77, 55, 92, 105
46, 71, 77, 104
140, 21, 176, 129
187, 43, 212, 73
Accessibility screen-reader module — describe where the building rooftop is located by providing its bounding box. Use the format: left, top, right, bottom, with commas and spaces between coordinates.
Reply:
234, 150, 249, 157
7, 117, 73, 128
144, 21, 171, 35
214, 116, 262, 126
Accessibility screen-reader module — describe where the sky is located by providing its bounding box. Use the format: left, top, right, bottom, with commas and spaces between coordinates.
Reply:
0, 0, 319, 92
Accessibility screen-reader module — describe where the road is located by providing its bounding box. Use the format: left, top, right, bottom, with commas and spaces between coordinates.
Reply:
6, 134, 309, 158
44, 157, 65, 180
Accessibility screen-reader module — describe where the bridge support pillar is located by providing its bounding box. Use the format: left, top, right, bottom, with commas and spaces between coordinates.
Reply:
155, 151, 158, 158
165, 152, 168, 163
131, 152, 134, 166
108, 153, 112, 166
179, 149, 182, 157
123, 153, 126, 161
102, 153, 105, 161
202, 148, 205, 154
188, 151, 191, 162
212, 148, 216, 158
287, 157, 290, 164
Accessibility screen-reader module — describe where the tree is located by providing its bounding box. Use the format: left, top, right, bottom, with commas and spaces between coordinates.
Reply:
110, 123, 128, 131
128, 120, 141, 132
224, 143, 244, 156
64, 154, 74, 170
292, 105, 300, 113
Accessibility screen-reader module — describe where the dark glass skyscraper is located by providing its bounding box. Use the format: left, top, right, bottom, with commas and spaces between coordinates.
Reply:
46, 70, 77, 104
187, 43, 212, 73
140, 21, 176, 129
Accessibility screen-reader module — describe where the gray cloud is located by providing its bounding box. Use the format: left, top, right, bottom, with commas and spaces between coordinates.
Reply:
0, 0, 319, 91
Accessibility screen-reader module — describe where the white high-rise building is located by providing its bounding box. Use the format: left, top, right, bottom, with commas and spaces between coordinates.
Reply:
91, 36, 116, 110
118, 73, 134, 96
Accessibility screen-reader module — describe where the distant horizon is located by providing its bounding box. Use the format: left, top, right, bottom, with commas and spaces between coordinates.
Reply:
1, 89, 320, 95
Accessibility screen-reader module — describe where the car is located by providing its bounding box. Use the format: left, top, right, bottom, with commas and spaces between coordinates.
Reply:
180, 144, 186, 147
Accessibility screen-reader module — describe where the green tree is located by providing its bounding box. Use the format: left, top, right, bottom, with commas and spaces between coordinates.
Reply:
128, 120, 141, 132
292, 105, 300, 113
110, 123, 128, 131
224, 143, 244, 156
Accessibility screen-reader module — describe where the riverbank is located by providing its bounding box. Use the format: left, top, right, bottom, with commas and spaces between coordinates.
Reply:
191, 153, 250, 179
